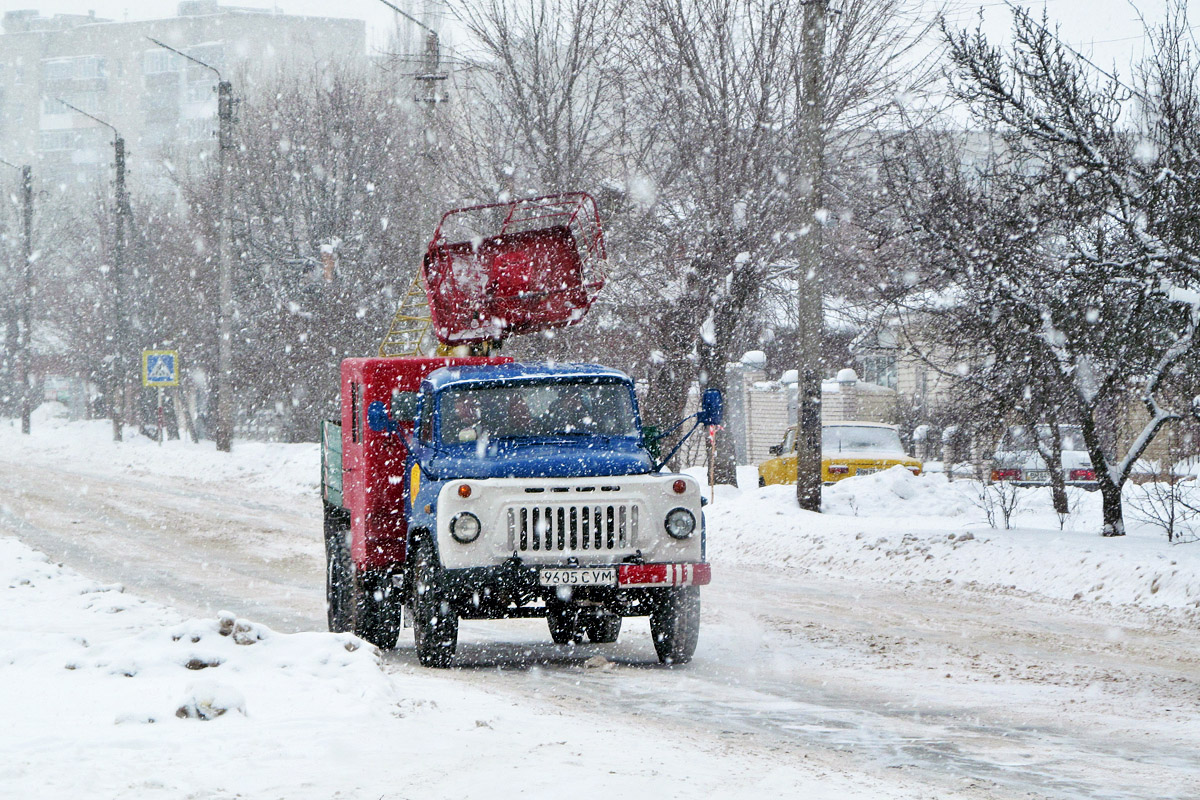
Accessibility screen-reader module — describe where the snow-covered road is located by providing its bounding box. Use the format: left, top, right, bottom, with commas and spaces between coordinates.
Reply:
2, 409, 1198, 799
0, 457, 323, 630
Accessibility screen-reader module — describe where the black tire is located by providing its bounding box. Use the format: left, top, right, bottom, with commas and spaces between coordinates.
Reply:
585, 613, 622, 644
758, 475, 766, 487
353, 567, 401, 650
650, 587, 701, 665
546, 599, 584, 645
323, 504, 353, 634
410, 537, 458, 668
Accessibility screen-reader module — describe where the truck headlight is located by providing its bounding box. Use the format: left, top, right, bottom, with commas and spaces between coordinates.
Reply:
665, 508, 695, 539
450, 512, 481, 543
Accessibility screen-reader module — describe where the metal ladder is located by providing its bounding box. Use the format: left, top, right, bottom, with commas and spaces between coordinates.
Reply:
378, 270, 434, 357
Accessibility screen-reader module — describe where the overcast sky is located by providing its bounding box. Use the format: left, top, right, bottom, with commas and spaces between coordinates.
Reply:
0, 0, 1175, 69
0, 0, 437, 52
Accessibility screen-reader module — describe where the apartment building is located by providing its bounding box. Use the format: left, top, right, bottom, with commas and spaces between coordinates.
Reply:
0, 1, 366, 189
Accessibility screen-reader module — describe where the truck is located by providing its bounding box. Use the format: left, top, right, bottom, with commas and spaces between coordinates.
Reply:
320, 194, 721, 667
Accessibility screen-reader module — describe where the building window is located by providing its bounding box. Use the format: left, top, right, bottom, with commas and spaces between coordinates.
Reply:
77, 56, 106, 79
38, 130, 78, 151
43, 59, 75, 82
143, 50, 183, 75
184, 117, 215, 142
857, 353, 897, 390
42, 56, 106, 82
186, 43, 225, 72
185, 80, 215, 104
42, 91, 103, 116
350, 382, 361, 444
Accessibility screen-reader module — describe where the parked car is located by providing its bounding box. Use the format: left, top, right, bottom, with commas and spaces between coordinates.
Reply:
990, 424, 1097, 487
758, 422, 922, 486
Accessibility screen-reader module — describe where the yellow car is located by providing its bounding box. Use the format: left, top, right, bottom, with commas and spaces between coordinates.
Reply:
758, 422, 922, 486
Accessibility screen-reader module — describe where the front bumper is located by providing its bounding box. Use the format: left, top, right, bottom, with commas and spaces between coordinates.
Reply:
429, 558, 711, 619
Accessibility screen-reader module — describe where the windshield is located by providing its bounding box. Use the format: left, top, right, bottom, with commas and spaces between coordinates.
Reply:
439, 381, 638, 444
822, 425, 905, 455
1002, 425, 1086, 452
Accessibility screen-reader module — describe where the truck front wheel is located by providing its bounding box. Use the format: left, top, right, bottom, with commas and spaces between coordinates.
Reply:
411, 538, 458, 668
649, 587, 701, 665
323, 503, 353, 634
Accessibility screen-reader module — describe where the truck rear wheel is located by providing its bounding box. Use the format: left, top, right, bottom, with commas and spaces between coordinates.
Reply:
650, 587, 700, 665
353, 568, 401, 650
323, 503, 353, 634
411, 538, 458, 668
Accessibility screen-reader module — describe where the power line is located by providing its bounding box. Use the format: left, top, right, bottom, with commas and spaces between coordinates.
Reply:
1001, 0, 1147, 101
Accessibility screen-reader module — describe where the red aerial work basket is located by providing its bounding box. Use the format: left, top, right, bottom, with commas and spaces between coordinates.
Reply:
422, 192, 607, 345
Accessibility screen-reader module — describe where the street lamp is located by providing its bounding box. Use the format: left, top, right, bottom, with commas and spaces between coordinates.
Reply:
147, 37, 235, 453
58, 99, 130, 443
0, 157, 32, 434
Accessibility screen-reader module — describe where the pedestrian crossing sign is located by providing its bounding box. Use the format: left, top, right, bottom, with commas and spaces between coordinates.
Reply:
142, 350, 180, 387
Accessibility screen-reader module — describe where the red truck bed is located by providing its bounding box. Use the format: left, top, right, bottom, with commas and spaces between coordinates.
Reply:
339, 356, 510, 569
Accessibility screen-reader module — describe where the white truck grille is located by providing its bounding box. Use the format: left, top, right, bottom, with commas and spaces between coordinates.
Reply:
506, 504, 639, 553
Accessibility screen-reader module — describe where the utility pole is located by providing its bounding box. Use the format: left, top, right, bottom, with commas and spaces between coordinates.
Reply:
19, 165, 32, 435
148, 38, 235, 452
0, 158, 33, 434
375, 0, 449, 358
375, 0, 449, 107
795, 0, 828, 512
215, 76, 234, 452
59, 100, 129, 443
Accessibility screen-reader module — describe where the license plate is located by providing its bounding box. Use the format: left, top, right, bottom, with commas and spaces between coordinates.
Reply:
538, 567, 617, 587
855, 468, 878, 476
1026, 470, 1050, 482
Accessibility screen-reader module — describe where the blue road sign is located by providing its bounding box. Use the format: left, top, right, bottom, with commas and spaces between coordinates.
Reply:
143, 350, 180, 387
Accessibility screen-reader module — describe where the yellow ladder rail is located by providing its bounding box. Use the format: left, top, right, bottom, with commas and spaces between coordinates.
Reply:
378, 270, 434, 357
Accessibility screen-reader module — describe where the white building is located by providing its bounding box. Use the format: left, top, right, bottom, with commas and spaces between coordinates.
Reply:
0, 2, 366, 189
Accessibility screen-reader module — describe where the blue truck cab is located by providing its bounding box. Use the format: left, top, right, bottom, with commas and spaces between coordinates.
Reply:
322, 358, 719, 667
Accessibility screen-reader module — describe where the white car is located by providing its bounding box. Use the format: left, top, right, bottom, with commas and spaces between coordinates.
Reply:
991, 424, 1097, 487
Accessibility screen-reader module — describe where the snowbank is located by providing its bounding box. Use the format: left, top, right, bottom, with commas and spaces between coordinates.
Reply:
9, 412, 1197, 616
0, 532, 928, 800
0, 534, 395, 796
708, 466, 1200, 610
16, 405, 317, 497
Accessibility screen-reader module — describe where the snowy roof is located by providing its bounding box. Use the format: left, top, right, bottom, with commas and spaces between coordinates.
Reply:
820, 378, 895, 395
424, 362, 632, 391
822, 421, 899, 430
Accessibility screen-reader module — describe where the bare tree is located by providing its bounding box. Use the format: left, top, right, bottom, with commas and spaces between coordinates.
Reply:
176, 64, 438, 440
28, 187, 117, 419
613, 0, 940, 480
887, 4, 1200, 535
0, 179, 20, 416
446, 0, 633, 198
438, 0, 938, 479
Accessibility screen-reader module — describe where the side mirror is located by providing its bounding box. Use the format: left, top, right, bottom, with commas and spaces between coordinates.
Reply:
366, 400, 393, 434
769, 444, 783, 456
697, 389, 723, 427
391, 389, 419, 421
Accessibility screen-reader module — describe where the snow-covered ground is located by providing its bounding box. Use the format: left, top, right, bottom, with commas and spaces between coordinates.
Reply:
2, 404, 1198, 799
722, 465, 1200, 611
